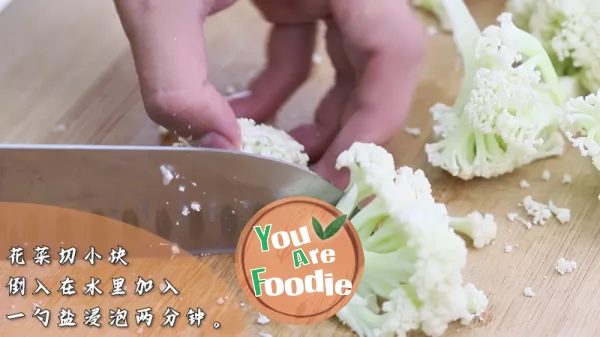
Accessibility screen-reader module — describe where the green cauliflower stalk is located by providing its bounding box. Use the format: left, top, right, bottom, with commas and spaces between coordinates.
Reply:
412, 0, 457, 32
333, 143, 495, 337
424, 0, 566, 180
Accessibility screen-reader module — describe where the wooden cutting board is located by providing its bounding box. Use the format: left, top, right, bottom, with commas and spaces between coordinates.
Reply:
0, 0, 599, 336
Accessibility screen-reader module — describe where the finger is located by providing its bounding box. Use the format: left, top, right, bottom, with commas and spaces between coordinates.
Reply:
289, 20, 355, 162
229, 23, 317, 122
115, 0, 240, 148
313, 0, 427, 187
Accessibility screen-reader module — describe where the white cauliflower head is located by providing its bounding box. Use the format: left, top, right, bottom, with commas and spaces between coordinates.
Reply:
562, 90, 600, 170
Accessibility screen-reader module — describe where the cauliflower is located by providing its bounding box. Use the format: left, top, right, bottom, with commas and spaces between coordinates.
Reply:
449, 211, 497, 249
160, 118, 309, 166
563, 91, 600, 170
425, 0, 566, 180
506, 0, 600, 94
412, 0, 457, 32
333, 142, 493, 337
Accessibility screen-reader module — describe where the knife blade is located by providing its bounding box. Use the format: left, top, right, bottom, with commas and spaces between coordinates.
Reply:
0, 144, 343, 255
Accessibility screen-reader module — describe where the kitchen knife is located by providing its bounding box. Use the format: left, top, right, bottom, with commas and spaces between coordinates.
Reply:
0, 144, 343, 255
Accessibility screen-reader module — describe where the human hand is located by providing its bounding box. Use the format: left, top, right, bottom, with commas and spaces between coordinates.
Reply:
115, 0, 426, 189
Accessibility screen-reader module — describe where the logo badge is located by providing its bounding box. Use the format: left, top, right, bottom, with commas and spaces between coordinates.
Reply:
235, 196, 364, 325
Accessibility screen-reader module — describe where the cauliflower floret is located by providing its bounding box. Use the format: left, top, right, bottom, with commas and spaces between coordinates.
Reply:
237, 118, 309, 166
334, 141, 490, 337
425, 2, 565, 180
562, 91, 600, 173
449, 211, 498, 249
507, 0, 600, 94
548, 201, 571, 223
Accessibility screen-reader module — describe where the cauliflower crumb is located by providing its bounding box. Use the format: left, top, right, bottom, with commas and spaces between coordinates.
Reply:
160, 165, 175, 185
504, 244, 513, 253
555, 257, 577, 275
519, 179, 530, 188
257, 313, 270, 325
404, 127, 422, 136
190, 202, 201, 212
170, 244, 180, 259
520, 196, 552, 225
507, 212, 518, 221
449, 211, 497, 248
548, 201, 571, 224
259, 333, 273, 337
181, 205, 190, 216
426, 25, 438, 36
541, 170, 550, 181
217, 297, 225, 305
239, 302, 246, 308
312, 53, 323, 64
562, 174, 572, 184
178, 185, 185, 192
226, 90, 252, 100
523, 287, 536, 298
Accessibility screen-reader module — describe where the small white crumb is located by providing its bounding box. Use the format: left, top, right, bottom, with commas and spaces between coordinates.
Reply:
523, 287, 536, 297
226, 90, 252, 101
217, 297, 225, 305
507, 212, 518, 221
504, 244, 513, 253
159, 283, 166, 292
257, 313, 270, 325
191, 182, 197, 186
521, 196, 551, 225
240, 302, 246, 308
171, 244, 180, 259
555, 257, 577, 275
541, 170, 551, 181
426, 25, 438, 36
52, 124, 67, 133
312, 53, 323, 64
259, 333, 273, 337
160, 165, 175, 185
404, 127, 421, 136
562, 174, 572, 184
548, 201, 571, 224
519, 179, 530, 188
190, 202, 201, 212
225, 85, 236, 94
181, 205, 190, 216
544, 275, 548, 279
178, 185, 185, 192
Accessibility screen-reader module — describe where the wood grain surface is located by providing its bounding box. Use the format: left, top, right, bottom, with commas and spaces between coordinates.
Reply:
1, 0, 599, 336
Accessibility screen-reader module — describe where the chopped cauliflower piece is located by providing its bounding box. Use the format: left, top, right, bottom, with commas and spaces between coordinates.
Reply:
162, 118, 309, 166
504, 244, 514, 253
449, 212, 498, 249
520, 196, 552, 225
548, 201, 571, 223
555, 257, 577, 275
523, 287, 536, 297
541, 170, 550, 181
258, 333, 273, 337
425, 3, 565, 180
562, 173, 572, 184
404, 127, 422, 136
507, 212, 518, 222
519, 179, 530, 188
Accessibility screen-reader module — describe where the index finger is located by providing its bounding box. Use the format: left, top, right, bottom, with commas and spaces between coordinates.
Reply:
312, 0, 427, 188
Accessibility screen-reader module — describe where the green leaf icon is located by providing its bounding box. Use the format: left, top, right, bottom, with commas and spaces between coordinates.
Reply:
312, 217, 325, 240
322, 214, 348, 240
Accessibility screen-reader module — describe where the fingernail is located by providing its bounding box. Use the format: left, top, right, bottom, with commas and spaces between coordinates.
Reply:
196, 132, 236, 150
